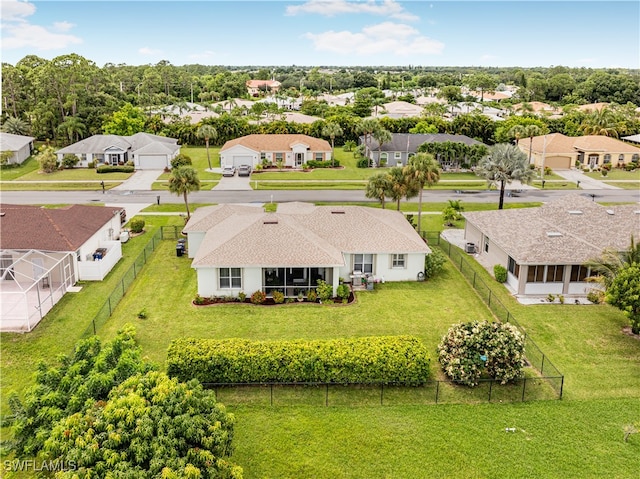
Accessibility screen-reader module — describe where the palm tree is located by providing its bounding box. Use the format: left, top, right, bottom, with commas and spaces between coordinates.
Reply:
196, 124, 217, 170
364, 172, 392, 209
580, 107, 619, 138
356, 118, 380, 165
404, 153, 440, 231
387, 166, 419, 211
57, 116, 86, 144
168, 166, 200, 220
1, 117, 30, 136
475, 143, 534, 210
585, 236, 640, 289
509, 124, 544, 165
322, 122, 343, 167
372, 127, 392, 167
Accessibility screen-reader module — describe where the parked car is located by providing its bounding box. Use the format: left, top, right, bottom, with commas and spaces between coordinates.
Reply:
222, 165, 236, 177
238, 164, 252, 177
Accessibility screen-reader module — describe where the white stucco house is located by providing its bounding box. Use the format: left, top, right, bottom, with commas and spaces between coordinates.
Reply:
1, 132, 35, 165
463, 195, 640, 299
183, 203, 431, 298
1, 204, 125, 332
56, 132, 180, 170
219, 134, 332, 169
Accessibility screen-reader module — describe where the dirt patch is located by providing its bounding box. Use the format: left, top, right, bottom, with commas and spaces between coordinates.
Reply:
622, 326, 640, 340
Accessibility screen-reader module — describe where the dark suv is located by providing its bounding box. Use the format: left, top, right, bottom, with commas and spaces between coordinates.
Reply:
238, 164, 252, 177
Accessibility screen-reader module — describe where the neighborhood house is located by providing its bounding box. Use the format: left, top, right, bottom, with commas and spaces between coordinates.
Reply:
0, 132, 35, 165
183, 203, 431, 299
463, 195, 640, 299
219, 134, 333, 169
56, 132, 180, 170
0, 204, 125, 332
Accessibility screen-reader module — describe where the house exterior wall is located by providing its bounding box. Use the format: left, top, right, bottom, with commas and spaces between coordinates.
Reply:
5, 142, 33, 164
196, 266, 262, 297
77, 215, 123, 262
187, 232, 205, 259
78, 241, 122, 281
339, 252, 425, 282
220, 145, 259, 168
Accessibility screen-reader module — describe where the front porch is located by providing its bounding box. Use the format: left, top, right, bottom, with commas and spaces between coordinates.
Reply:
263, 267, 334, 297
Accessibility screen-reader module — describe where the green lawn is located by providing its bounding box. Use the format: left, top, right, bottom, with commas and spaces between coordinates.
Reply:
584, 169, 640, 180
17, 168, 133, 181
0, 157, 40, 180
152, 180, 219, 191
141, 203, 215, 213
531, 180, 579, 190
604, 181, 640, 189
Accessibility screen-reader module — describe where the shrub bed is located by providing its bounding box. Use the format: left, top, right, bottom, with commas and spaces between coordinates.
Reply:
167, 336, 431, 385
97, 165, 135, 173
305, 159, 341, 168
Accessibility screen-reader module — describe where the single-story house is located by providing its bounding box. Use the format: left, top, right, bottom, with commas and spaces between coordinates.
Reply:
183, 203, 431, 299
463, 195, 640, 299
518, 133, 640, 170
219, 134, 332, 168
56, 132, 180, 170
362, 133, 484, 167
1, 132, 35, 165
246, 80, 281, 97
372, 101, 424, 119
1, 204, 126, 331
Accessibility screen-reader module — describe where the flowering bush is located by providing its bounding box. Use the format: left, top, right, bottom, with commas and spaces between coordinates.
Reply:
438, 320, 525, 386
250, 290, 266, 305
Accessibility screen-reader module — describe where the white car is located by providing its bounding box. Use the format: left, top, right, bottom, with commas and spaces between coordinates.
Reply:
222, 166, 236, 177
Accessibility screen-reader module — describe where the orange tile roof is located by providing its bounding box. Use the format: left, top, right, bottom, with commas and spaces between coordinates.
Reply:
220, 134, 332, 153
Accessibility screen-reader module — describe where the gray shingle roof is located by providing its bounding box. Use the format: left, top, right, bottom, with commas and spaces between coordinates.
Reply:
56, 133, 178, 155
368, 133, 483, 152
0, 133, 34, 151
463, 195, 640, 264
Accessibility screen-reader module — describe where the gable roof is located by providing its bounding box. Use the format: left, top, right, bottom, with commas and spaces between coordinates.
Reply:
0, 132, 34, 151
520, 133, 640, 155
246, 80, 281, 88
56, 133, 178, 155
0, 204, 122, 252
463, 195, 640, 264
187, 203, 430, 267
368, 133, 484, 152
220, 134, 331, 153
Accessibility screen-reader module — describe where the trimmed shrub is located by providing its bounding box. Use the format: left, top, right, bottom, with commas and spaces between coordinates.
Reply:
306, 289, 318, 302
625, 162, 637, 171
129, 218, 145, 233
356, 157, 370, 168
438, 320, 525, 387
306, 159, 340, 169
424, 249, 447, 279
316, 279, 334, 302
167, 336, 431, 385
238, 291, 247, 302
171, 153, 192, 169
61, 154, 80, 169
251, 290, 266, 304
97, 165, 134, 173
493, 264, 508, 283
87, 160, 96, 169
587, 289, 604, 304
272, 290, 285, 304
336, 283, 350, 301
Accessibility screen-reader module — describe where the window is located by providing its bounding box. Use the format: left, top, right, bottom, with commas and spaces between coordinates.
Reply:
275, 153, 283, 162
546, 265, 564, 282
315, 152, 323, 161
260, 152, 266, 161
618, 154, 625, 162
507, 256, 519, 278
391, 254, 406, 269
570, 265, 590, 282
219, 268, 241, 289
354, 254, 373, 274
527, 265, 545, 283
394, 152, 402, 160
633, 154, 639, 162
380, 152, 388, 163
484, 236, 489, 253
603, 154, 611, 164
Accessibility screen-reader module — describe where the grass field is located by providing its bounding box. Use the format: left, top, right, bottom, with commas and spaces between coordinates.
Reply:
604, 181, 640, 189
584, 169, 640, 181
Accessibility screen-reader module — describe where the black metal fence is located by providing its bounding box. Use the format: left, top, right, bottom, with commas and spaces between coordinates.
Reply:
204, 376, 560, 406
422, 231, 564, 398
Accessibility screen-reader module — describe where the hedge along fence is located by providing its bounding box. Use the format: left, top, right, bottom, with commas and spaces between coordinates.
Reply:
167, 336, 431, 385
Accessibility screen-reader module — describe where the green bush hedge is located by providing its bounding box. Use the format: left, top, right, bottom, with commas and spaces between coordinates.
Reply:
493, 264, 507, 283
306, 159, 340, 168
167, 336, 431, 385
97, 165, 135, 173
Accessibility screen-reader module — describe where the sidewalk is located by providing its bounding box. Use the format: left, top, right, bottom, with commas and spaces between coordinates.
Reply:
553, 169, 620, 190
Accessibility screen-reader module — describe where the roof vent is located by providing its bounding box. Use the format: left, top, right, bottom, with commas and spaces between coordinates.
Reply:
331, 210, 346, 214
0, 212, 5, 217
606, 209, 615, 215
263, 220, 278, 225
568, 210, 583, 215
547, 231, 563, 237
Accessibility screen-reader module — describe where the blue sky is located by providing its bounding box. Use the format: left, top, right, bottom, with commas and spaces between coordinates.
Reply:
2, 0, 639, 68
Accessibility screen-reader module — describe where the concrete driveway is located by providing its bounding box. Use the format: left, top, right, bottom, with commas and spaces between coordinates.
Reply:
111, 170, 164, 191
213, 173, 253, 191
554, 169, 620, 190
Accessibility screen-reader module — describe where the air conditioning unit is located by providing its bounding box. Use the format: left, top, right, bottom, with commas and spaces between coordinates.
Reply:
465, 242, 476, 254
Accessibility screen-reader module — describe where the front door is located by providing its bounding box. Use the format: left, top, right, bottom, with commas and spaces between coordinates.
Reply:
589, 154, 598, 168
295, 153, 304, 167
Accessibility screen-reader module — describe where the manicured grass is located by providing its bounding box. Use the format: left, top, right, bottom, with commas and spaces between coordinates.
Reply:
604, 181, 640, 189
584, 169, 640, 180
0, 157, 40, 180
231, 398, 639, 479
152, 180, 219, 190
0, 181, 123, 191
531, 180, 579, 190
17, 168, 133, 181
141, 203, 215, 213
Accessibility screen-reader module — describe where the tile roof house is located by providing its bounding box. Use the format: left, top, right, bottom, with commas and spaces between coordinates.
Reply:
1, 132, 35, 165
362, 133, 484, 167
372, 101, 424, 118
0, 204, 125, 331
56, 132, 180, 170
219, 134, 332, 168
463, 195, 640, 299
518, 133, 640, 170
246, 80, 281, 97
183, 203, 431, 298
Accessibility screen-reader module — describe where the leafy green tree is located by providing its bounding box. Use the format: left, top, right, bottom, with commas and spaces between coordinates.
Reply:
466, 72, 497, 102
37, 145, 59, 173
404, 153, 440, 231
365, 172, 392, 209
606, 264, 640, 334
372, 127, 392, 167
387, 166, 419, 211
197, 124, 218, 170
1, 116, 30, 135
409, 121, 438, 134
322, 121, 343, 166
475, 143, 534, 210
579, 107, 620, 138
8, 326, 151, 457
102, 102, 146, 135
494, 116, 548, 144
424, 249, 447, 279
57, 115, 86, 144
44, 371, 242, 479
168, 166, 200, 220
509, 124, 545, 164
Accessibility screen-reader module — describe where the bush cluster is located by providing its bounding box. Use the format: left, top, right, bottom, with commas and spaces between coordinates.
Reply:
356, 157, 370, 168
251, 290, 266, 304
493, 264, 508, 283
438, 320, 525, 387
305, 159, 340, 169
167, 336, 431, 385
129, 218, 145, 233
424, 249, 447, 278
97, 165, 135, 173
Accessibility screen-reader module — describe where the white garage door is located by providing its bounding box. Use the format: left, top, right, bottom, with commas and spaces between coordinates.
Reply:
138, 155, 167, 169
232, 155, 253, 167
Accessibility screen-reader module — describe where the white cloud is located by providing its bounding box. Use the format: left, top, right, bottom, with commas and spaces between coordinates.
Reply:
304, 22, 444, 56
480, 54, 498, 61
139, 47, 163, 56
188, 50, 216, 60
1, 0, 82, 51
287, 0, 419, 22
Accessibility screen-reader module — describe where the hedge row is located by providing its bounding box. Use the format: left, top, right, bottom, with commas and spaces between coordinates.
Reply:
97, 165, 135, 173
167, 336, 431, 385
306, 159, 340, 168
